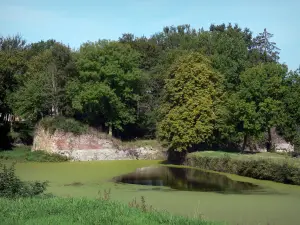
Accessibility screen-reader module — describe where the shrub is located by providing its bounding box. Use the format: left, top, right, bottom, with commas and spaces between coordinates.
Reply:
25, 150, 69, 162
185, 153, 300, 185
38, 116, 88, 135
0, 146, 69, 162
0, 163, 47, 198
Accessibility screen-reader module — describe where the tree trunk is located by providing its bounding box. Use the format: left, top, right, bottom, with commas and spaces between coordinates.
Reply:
50, 63, 59, 116
242, 134, 248, 152
267, 127, 272, 152
108, 125, 112, 137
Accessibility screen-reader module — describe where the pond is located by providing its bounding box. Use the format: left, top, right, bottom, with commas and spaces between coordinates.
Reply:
113, 166, 262, 194
14, 160, 300, 225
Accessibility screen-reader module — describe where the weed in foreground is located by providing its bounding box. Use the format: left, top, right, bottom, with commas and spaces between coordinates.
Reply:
97, 188, 111, 201
128, 196, 153, 212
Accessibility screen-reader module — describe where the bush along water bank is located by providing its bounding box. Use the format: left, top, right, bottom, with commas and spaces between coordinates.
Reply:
0, 163, 48, 198
185, 152, 300, 185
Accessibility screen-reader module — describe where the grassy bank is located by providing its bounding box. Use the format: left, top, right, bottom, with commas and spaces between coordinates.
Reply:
0, 197, 220, 225
185, 151, 300, 185
0, 146, 68, 162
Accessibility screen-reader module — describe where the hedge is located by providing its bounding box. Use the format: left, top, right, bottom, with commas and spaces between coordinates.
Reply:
185, 153, 300, 185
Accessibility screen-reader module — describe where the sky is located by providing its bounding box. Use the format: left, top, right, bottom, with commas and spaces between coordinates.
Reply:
1, 0, 299, 70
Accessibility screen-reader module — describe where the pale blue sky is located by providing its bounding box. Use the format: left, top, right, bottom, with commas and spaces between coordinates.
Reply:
1, 0, 299, 70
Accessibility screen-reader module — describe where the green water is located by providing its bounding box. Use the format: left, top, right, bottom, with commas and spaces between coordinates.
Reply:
113, 166, 262, 194
14, 160, 300, 225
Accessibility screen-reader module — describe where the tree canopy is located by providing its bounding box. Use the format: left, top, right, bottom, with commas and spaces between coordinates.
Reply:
1, 23, 299, 152
157, 53, 222, 151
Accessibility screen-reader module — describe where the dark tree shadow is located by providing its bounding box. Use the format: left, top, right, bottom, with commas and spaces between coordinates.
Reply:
0, 122, 12, 150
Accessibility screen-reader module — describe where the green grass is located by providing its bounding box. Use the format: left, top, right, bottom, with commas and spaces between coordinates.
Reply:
0, 197, 219, 225
12, 160, 300, 225
0, 146, 68, 162
197, 151, 288, 159
196, 150, 300, 166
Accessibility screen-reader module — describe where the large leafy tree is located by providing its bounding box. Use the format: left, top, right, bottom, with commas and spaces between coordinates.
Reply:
10, 41, 76, 121
279, 68, 300, 150
69, 40, 142, 134
158, 52, 222, 151
0, 35, 27, 121
233, 63, 287, 151
119, 34, 162, 71
0, 35, 28, 148
209, 24, 250, 91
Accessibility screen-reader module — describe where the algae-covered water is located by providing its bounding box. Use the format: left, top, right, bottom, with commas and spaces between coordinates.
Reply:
14, 160, 300, 225
113, 166, 262, 194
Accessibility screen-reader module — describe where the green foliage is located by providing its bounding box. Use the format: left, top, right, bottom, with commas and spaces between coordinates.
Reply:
0, 163, 47, 198
69, 40, 142, 132
9, 42, 76, 121
158, 52, 222, 151
0, 146, 69, 162
0, 197, 220, 225
279, 69, 300, 151
251, 28, 280, 63
1, 23, 299, 151
0, 35, 27, 120
224, 63, 288, 150
38, 116, 88, 135
185, 153, 300, 185
209, 24, 249, 90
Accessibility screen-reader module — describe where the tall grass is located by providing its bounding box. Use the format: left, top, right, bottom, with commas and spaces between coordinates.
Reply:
0, 197, 221, 225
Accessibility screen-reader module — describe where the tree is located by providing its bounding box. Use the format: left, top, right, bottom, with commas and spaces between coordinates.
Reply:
157, 52, 222, 151
250, 28, 280, 64
236, 63, 287, 151
279, 68, 300, 151
0, 35, 27, 122
150, 24, 199, 51
69, 40, 142, 135
208, 24, 250, 91
10, 42, 76, 121
26, 39, 56, 59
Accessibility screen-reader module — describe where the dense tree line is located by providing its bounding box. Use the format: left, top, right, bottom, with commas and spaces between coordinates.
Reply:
1, 23, 300, 152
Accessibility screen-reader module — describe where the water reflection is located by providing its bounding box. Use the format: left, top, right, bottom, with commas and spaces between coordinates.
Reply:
113, 166, 263, 194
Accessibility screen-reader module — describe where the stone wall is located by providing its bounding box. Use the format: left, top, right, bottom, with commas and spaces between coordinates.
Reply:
271, 128, 294, 152
244, 127, 294, 153
32, 127, 166, 161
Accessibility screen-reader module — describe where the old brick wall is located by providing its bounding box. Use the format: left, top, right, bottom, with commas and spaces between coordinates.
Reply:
32, 127, 115, 153
32, 126, 166, 161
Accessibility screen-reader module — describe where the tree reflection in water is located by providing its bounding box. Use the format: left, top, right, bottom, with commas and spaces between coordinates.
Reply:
113, 166, 263, 194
